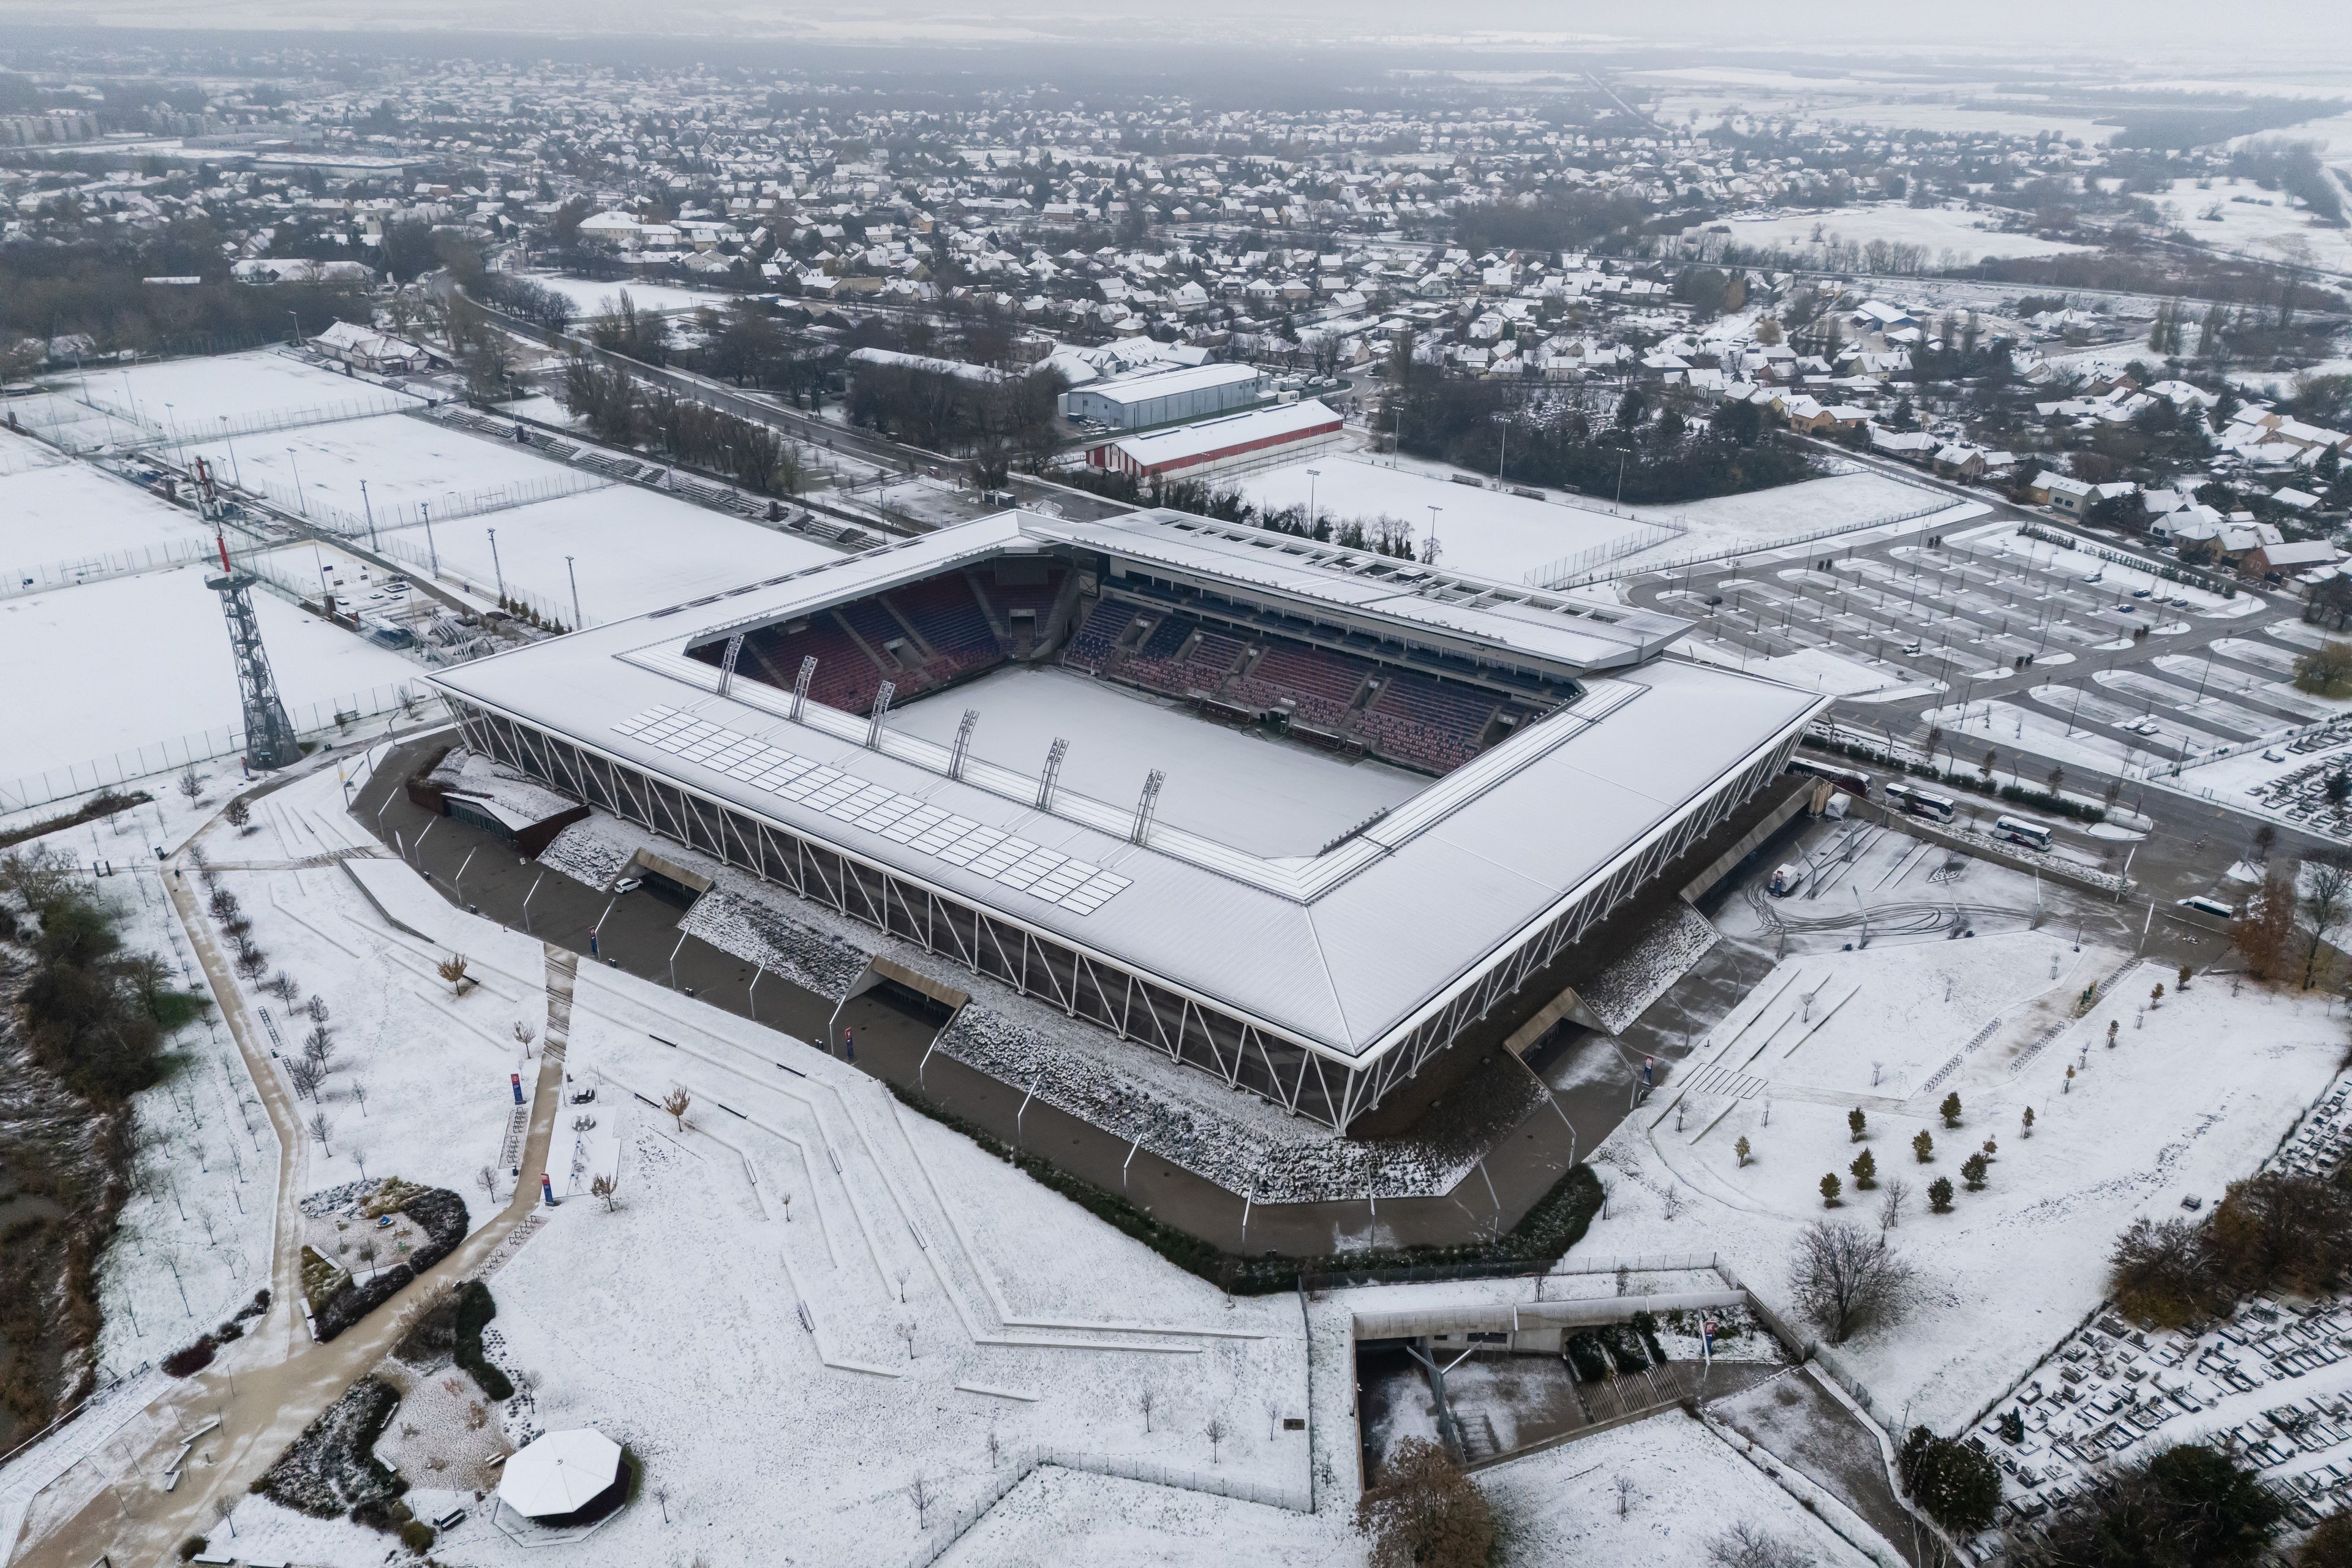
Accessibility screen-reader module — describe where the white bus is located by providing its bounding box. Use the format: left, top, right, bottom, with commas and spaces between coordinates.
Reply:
1992, 815, 2053, 852
1883, 782, 1957, 824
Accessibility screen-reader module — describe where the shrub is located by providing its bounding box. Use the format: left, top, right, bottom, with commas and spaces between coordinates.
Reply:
1566, 1330, 1613, 1382
162, 1336, 218, 1378
1820, 1172, 1842, 1207
2038, 1444, 2280, 1566
1601, 1322, 1650, 1374
1928, 1177, 1955, 1213
2208, 1172, 2352, 1294
1961, 1153, 1989, 1191
399, 1520, 435, 1553
254, 1377, 404, 1518
1851, 1149, 1879, 1190
453, 1280, 513, 1400
312, 1189, 470, 1340
1939, 1092, 1962, 1129
177, 1539, 205, 1562
2305, 1511, 2352, 1568
2110, 1217, 2227, 1328
1913, 1130, 1934, 1163
1630, 1309, 1668, 1366
1898, 1426, 2001, 1533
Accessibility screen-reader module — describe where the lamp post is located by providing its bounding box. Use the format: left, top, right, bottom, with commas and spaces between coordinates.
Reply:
285, 448, 308, 514
358, 479, 377, 548
1490, 409, 1509, 482
487, 527, 505, 603
1305, 467, 1320, 535
567, 554, 582, 630
219, 416, 241, 490
1425, 505, 1442, 566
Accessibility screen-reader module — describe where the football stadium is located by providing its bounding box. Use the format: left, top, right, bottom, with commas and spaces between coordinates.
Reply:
428, 508, 1827, 1129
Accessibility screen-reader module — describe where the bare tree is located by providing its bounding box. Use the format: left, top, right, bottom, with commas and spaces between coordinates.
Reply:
305, 994, 331, 1025
1206, 1417, 1228, 1464
1788, 1219, 1915, 1344
477, 1164, 498, 1206
307, 1109, 332, 1156
1266, 1398, 1282, 1441
287, 1059, 322, 1099
1140, 1389, 1155, 1433
662, 1086, 692, 1131
1615, 1474, 1637, 1518
591, 1173, 619, 1211
1355, 1438, 1492, 1568
2301, 852, 2352, 989
910, 1473, 930, 1528
437, 953, 471, 993
1879, 1176, 1910, 1232
654, 1485, 670, 1525
266, 971, 300, 1006
1708, 1521, 1811, 1567
897, 1320, 918, 1360
350, 1079, 368, 1118
211, 1496, 238, 1538
303, 1025, 335, 1070
177, 764, 203, 804
513, 1019, 538, 1057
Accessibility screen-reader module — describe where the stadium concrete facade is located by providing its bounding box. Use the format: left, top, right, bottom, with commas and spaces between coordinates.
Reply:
429, 508, 1825, 1129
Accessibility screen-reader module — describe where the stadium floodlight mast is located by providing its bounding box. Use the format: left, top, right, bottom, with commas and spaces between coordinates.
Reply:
358, 479, 377, 548
566, 554, 582, 630
948, 709, 979, 781
422, 501, 439, 575
1425, 505, 1442, 565
487, 527, 504, 602
716, 632, 746, 699
1306, 467, 1320, 533
1036, 737, 1068, 811
218, 416, 241, 489
790, 656, 816, 722
1131, 769, 1165, 846
1490, 409, 1509, 481
866, 681, 896, 749
286, 448, 309, 515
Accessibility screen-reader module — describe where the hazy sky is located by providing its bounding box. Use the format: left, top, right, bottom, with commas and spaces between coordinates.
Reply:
3, 0, 2348, 53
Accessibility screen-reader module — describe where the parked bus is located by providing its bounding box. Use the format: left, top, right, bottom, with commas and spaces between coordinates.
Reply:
1992, 815, 2053, 852
1883, 782, 1957, 824
1788, 756, 1872, 797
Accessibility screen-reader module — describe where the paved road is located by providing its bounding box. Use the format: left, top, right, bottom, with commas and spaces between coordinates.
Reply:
7, 831, 569, 1568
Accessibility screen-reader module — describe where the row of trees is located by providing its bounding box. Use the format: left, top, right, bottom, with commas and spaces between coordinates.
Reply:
559, 360, 803, 496
1385, 365, 1817, 507
2111, 1170, 2352, 1328
2231, 851, 2352, 991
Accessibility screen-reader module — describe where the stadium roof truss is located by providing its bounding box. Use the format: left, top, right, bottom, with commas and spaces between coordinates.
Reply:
432, 508, 1828, 1129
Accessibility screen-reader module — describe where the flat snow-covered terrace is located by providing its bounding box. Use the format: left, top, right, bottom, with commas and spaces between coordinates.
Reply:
431, 510, 1823, 1126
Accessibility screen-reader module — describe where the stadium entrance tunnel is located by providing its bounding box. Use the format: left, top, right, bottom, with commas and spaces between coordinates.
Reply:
835, 956, 968, 1031
620, 848, 710, 912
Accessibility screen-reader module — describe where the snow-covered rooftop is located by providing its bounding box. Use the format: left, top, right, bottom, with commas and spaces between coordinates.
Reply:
429, 509, 1825, 1069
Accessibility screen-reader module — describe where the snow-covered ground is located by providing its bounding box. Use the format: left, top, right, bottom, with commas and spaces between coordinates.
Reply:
1232, 454, 1959, 587
889, 665, 1425, 856
176, 412, 593, 533
0, 564, 424, 788
1477, 1408, 1874, 1566
400, 481, 840, 623
2153, 175, 2352, 273
1707, 203, 2099, 265
1573, 929, 2347, 1433
0, 423, 70, 479
195, 841, 1315, 1567
90, 349, 422, 432
0, 459, 213, 570
1229, 454, 1629, 584
522, 274, 739, 317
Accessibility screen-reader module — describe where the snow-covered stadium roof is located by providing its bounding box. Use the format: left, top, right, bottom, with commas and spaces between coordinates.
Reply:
429, 509, 1823, 1068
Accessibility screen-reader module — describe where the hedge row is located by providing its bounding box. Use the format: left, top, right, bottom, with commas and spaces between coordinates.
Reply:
314, 1189, 469, 1341
886, 1082, 1604, 1294
453, 1280, 512, 1400
1805, 737, 2109, 823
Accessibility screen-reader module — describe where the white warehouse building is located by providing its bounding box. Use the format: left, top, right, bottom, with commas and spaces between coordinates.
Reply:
1060, 362, 1265, 429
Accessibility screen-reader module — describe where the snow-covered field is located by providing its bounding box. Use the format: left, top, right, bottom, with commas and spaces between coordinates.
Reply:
1229, 454, 1629, 584
177, 411, 590, 530
2154, 175, 2352, 273
405, 481, 839, 622
1709, 203, 2098, 265
91, 349, 422, 431
0, 459, 212, 569
1232, 454, 1954, 587
1476, 1408, 1873, 1566
1575, 929, 2347, 1432
0, 564, 422, 786
522, 274, 739, 317
889, 665, 1425, 856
